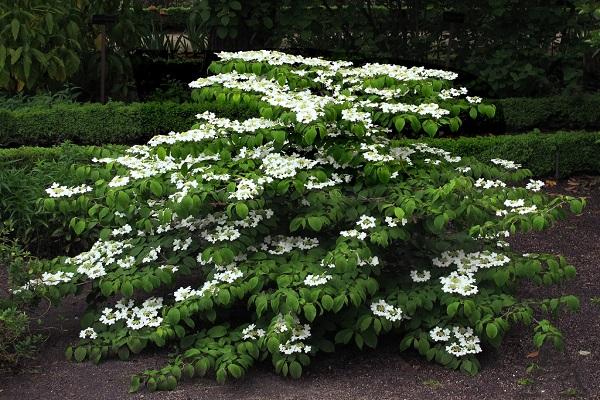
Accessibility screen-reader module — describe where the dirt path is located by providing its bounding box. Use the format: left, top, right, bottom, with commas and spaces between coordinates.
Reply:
1, 181, 599, 400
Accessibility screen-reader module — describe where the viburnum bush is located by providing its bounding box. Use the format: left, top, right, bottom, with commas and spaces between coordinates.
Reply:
16, 50, 584, 392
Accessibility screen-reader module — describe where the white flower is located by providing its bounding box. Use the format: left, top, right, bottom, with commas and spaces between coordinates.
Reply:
356, 215, 376, 229
430, 327, 451, 342
304, 274, 332, 286
79, 327, 97, 340
46, 183, 93, 198
108, 176, 130, 188
410, 270, 431, 282
370, 299, 403, 322
491, 158, 521, 170
504, 199, 525, 208
242, 324, 266, 340
526, 179, 545, 192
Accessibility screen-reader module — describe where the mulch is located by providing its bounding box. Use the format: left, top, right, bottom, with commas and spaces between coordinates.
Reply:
1, 180, 599, 400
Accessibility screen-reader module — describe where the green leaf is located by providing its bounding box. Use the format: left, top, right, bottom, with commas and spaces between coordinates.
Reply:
74, 219, 86, 235
227, 364, 243, 378
433, 214, 446, 231
307, 216, 323, 231
334, 328, 353, 344
150, 181, 163, 197
394, 117, 405, 133
11, 19, 20, 40
569, 199, 583, 214
117, 191, 130, 208
486, 323, 498, 339
304, 127, 317, 145
167, 308, 181, 325
129, 376, 141, 393
74, 347, 86, 362
469, 107, 478, 119
447, 302, 460, 317
321, 294, 334, 311
289, 361, 302, 379
235, 202, 249, 219
532, 215, 545, 231
121, 281, 134, 297
303, 303, 317, 322
422, 119, 438, 137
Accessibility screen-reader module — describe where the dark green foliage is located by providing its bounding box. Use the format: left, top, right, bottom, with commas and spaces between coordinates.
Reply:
146, 1, 598, 97
0, 304, 44, 370
410, 131, 600, 178
495, 95, 600, 132
0, 101, 257, 147
0, 144, 124, 253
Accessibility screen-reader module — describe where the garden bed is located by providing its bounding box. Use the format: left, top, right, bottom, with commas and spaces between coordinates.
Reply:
1, 179, 598, 399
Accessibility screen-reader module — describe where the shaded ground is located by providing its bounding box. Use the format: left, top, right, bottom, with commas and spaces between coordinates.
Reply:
1, 180, 599, 400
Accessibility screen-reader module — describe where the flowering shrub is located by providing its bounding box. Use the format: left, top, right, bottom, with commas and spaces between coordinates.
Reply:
18, 50, 583, 392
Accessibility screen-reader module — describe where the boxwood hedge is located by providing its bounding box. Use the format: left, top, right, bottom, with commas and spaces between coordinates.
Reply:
1, 95, 600, 147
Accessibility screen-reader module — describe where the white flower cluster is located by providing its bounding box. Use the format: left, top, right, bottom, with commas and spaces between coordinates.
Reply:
474, 178, 506, 189
526, 179, 545, 192
410, 270, 431, 282
379, 102, 450, 119
79, 327, 98, 340
108, 176, 130, 188
433, 250, 510, 296
99, 297, 164, 330
261, 153, 317, 179
305, 173, 351, 190
242, 323, 266, 340
496, 198, 538, 216
370, 299, 403, 322
440, 272, 478, 296
304, 274, 332, 286
356, 215, 377, 229
259, 235, 319, 255
439, 87, 468, 100
430, 326, 482, 357
274, 314, 312, 355
66, 240, 133, 279
385, 216, 408, 227
46, 183, 93, 198
20, 270, 75, 291
491, 158, 521, 170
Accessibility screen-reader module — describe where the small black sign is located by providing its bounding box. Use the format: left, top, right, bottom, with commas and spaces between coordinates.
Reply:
91, 14, 118, 25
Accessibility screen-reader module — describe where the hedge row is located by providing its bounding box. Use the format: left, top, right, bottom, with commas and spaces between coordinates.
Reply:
495, 94, 600, 132
1, 94, 600, 147
408, 131, 600, 178
0, 101, 256, 147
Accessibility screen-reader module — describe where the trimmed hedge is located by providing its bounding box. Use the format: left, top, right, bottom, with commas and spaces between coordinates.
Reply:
0, 101, 256, 147
495, 94, 600, 132
408, 131, 600, 178
1, 95, 600, 147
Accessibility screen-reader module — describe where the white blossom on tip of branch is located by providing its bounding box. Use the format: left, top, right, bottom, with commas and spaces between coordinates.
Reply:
371, 299, 403, 322
46, 183, 93, 198
304, 274, 332, 286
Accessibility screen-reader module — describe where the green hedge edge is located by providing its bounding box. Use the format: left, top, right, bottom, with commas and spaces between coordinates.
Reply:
1, 94, 600, 147
1, 131, 598, 178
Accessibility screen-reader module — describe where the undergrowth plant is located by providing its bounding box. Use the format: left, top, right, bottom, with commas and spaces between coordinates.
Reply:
16, 50, 583, 392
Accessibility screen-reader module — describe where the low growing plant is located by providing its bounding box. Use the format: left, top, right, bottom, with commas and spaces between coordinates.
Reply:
18, 51, 583, 392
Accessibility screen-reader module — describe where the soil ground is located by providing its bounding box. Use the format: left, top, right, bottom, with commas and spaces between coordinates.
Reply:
1, 180, 599, 400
